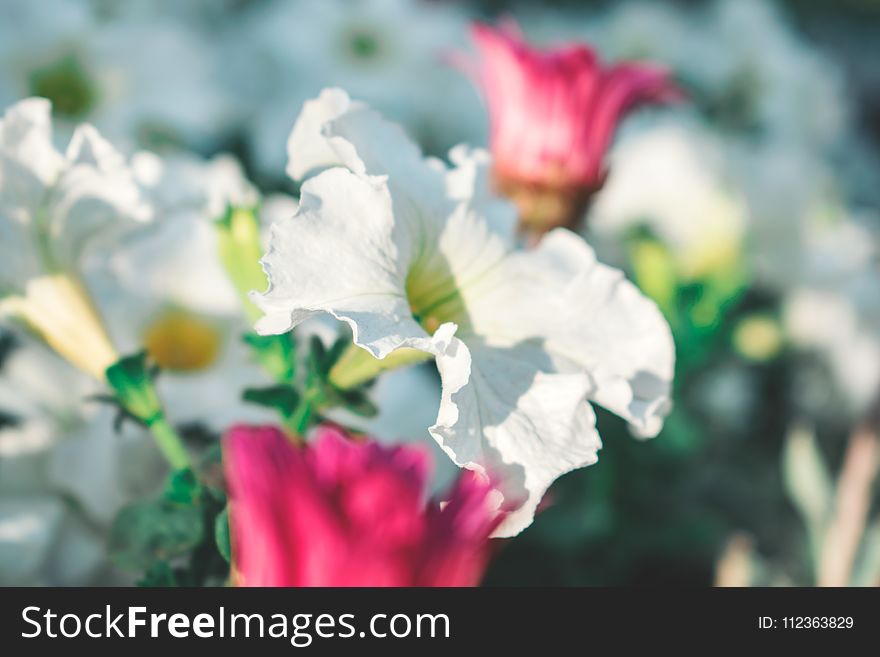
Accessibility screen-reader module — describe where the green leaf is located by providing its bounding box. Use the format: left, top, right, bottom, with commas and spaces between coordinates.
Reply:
243, 332, 296, 383
242, 384, 301, 419
307, 335, 329, 375
108, 500, 204, 571
163, 468, 202, 505
782, 423, 833, 569
215, 507, 231, 563
330, 387, 379, 418
137, 561, 177, 587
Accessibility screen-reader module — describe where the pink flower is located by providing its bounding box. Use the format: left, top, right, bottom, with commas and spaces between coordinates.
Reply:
223, 424, 503, 587
463, 20, 682, 233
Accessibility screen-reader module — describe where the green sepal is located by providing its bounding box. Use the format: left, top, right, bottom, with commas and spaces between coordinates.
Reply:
105, 350, 162, 426
243, 331, 296, 383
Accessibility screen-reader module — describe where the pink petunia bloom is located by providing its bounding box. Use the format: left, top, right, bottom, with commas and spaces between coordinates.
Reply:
464, 20, 682, 235
223, 424, 504, 587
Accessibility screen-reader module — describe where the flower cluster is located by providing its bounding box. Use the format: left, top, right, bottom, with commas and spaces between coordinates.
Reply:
1, 0, 878, 589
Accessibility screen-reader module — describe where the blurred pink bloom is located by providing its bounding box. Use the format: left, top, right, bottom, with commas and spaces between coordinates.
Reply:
224, 424, 503, 587
469, 20, 682, 188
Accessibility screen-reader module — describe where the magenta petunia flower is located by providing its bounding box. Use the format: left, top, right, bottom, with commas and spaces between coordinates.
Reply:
223, 423, 503, 586
465, 20, 682, 235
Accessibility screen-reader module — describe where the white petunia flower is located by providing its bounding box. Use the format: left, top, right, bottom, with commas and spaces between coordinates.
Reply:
0, 338, 164, 585
88, 151, 278, 431
590, 118, 748, 281
0, 3, 235, 151
0, 97, 151, 380
253, 89, 675, 536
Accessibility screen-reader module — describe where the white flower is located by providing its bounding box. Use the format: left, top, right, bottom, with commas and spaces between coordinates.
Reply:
0, 4, 234, 150
590, 118, 748, 280
0, 338, 163, 584
0, 98, 150, 380
253, 89, 675, 536
89, 151, 279, 430
780, 215, 880, 414
232, 0, 485, 175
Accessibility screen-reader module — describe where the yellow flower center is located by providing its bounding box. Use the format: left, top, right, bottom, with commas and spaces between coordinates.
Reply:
143, 310, 222, 372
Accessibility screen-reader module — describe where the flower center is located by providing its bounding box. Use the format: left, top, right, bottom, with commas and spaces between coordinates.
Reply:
405, 264, 468, 334
143, 310, 222, 373
341, 27, 386, 64
28, 54, 97, 120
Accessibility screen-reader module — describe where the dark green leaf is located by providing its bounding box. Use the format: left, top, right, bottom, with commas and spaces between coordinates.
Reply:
163, 468, 202, 505
242, 384, 301, 418
215, 507, 231, 563
137, 561, 177, 587
108, 500, 204, 571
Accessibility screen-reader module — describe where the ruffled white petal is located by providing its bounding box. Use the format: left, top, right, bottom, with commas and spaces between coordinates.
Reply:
0, 98, 151, 293
465, 229, 675, 437
285, 87, 453, 251
286, 87, 367, 180
431, 338, 600, 537
49, 124, 152, 268
0, 99, 64, 291
253, 166, 457, 360
535, 231, 674, 437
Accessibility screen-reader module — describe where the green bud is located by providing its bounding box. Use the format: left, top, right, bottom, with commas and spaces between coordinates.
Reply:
216, 204, 267, 323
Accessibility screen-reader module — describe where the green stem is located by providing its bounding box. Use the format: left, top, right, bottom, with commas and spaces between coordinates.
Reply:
289, 398, 314, 437
148, 416, 192, 471
105, 351, 192, 471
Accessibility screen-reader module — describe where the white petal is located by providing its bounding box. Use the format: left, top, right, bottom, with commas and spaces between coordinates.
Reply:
445, 144, 518, 243
540, 231, 675, 437
464, 229, 675, 437
285, 88, 452, 248
0, 497, 63, 585
253, 166, 456, 360
0, 99, 64, 292
430, 338, 600, 537
0, 98, 62, 189
47, 418, 123, 525
48, 124, 152, 268
286, 88, 365, 180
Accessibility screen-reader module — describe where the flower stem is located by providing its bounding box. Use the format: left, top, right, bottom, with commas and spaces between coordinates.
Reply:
106, 351, 192, 471
147, 416, 192, 472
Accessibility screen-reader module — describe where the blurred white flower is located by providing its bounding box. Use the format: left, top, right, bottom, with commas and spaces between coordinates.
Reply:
232, 0, 485, 175
254, 89, 675, 536
793, 231, 879, 392
0, 4, 234, 150
0, 0, 94, 110
90, 151, 278, 431
590, 118, 748, 280
0, 97, 150, 380
0, 339, 163, 585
